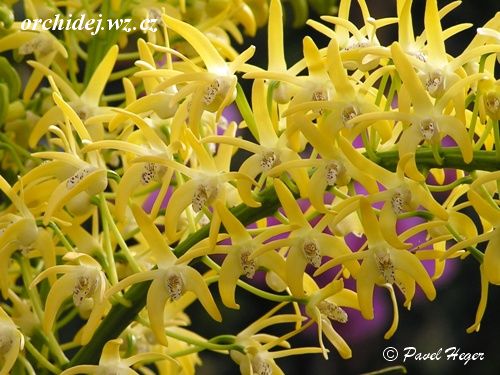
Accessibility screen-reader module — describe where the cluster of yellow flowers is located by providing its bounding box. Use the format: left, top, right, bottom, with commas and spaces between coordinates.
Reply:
0, 0, 499, 373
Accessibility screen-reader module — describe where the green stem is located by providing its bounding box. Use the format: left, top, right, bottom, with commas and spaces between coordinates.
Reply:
99, 195, 141, 273
135, 315, 242, 353
18, 354, 36, 375
100, 195, 119, 285
48, 221, 74, 252
446, 223, 484, 263
373, 148, 500, 172
427, 176, 473, 192
235, 83, 259, 141
202, 257, 297, 303
24, 340, 62, 374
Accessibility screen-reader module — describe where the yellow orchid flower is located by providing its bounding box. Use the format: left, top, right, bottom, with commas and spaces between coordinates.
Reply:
396, 0, 473, 64
82, 107, 177, 222
315, 198, 436, 333
444, 171, 500, 285
108, 38, 179, 134
248, 0, 295, 105
0, 176, 38, 297
28, 94, 108, 225
177, 200, 289, 309
5, 289, 39, 337
60, 338, 175, 375
202, 79, 310, 207
134, 125, 253, 243
0, 22, 67, 101
245, 34, 334, 152
251, 179, 359, 298
124, 323, 201, 374
230, 304, 322, 375
306, 0, 398, 71
28, 45, 119, 145
417, 0, 500, 99
338, 137, 449, 249
304, 277, 359, 359
283, 36, 392, 145
264, 112, 379, 212
348, 42, 480, 182
134, 13, 255, 129
105, 203, 222, 346
0, 306, 24, 375
30, 252, 110, 345
478, 79, 500, 121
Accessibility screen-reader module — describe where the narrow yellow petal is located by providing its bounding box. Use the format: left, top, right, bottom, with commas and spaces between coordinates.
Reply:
182, 266, 222, 321
43, 274, 76, 332
252, 79, 279, 144
105, 270, 158, 299
390, 42, 432, 113
268, 0, 286, 71
81, 45, 118, 105
309, 167, 328, 212
484, 229, 500, 285
215, 201, 250, 243
359, 198, 384, 246
184, 128, 216, 171
383, 284, 399, 339
237, 154, 264, 207
218, 253, 242, 309
380, 203, 412, 249
327, 37, 354, 97
162, 14, 226, 72
424, 0, 446, 65
52, 92, 92, 142
467, 264, 489, 333
321, 319, 352, 359
60, 365, 98, 375
26, 60, 79, 102
469, 190, 500, 226
285, 246, 308, 298
114, 163, 144, 223
147, 278, 169, 346
356, 257, 379, 320
274, 179, 309, 227
437, 116, 473, 163
164, 179, 198, 241
131, 203, 176, 266
409, 182, 448, 220
393, 249, 436, 301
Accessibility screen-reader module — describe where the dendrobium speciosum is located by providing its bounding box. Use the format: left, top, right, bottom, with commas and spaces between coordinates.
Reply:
315, 198, 436, 338
1, 0, 499, 373
304, 276, 359, 359
30, 252, 109, 344
105, 204, 221, 346
251, 179, 360, 298
177, 200, 289, 309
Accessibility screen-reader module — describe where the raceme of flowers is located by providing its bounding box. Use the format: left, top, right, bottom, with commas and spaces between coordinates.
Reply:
0, 0, 499, 373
